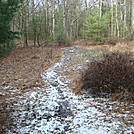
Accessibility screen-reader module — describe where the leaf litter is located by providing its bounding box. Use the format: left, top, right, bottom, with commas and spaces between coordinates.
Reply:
0, 46, 134, 134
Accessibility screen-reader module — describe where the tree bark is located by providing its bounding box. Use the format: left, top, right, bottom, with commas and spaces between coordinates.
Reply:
32, 0, 37, 46
22, 1, 28, 46
99, 0, 102, 18
132, 0, 134, 39
111, 0, 114, 37
115, 0, 120, 38
52, 0, 55, 38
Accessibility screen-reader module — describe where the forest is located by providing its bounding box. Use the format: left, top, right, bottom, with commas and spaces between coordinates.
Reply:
0, 0, 134, 52
0, 0, 134, 133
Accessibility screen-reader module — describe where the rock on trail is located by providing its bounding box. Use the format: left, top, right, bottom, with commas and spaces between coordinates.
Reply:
2, 46, 134, 134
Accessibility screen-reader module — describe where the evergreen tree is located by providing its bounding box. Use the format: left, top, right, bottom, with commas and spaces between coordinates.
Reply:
82, 8, 110, 42
54, 8, 70, 45
0, 0, 23, 56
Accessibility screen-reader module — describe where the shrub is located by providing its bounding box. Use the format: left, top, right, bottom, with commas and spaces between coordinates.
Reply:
105, 36, 119, 45
80, 52, 134, 101
0, 0, 22, 56
0, 42, 16, 57
82, 8, 110, 43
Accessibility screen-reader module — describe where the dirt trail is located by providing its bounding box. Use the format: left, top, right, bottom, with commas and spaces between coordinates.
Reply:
1, 46, 134, 134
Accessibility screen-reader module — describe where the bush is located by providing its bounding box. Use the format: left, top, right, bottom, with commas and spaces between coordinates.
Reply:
105, 36, 119, 45
82, 8, 110, 43
0, 42, 16, 57
0, 0, 22, 56
80, 52, 134, 101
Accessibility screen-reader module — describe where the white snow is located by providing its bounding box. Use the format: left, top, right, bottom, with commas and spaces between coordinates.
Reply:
5, 46, 134, 134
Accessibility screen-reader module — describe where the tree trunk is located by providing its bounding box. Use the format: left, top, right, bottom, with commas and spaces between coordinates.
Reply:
115, 0, 120, 38
32, 0, 37, 46
99, 0, 102, 18
123, 0, 127, 37
132, 0, 134, 39
44, 0, 49, 38
23, 16, 28, 46
52, 0, 55, 38
22, 2, 28, 47
111, 0, 114, 37
63, 0, 68, 38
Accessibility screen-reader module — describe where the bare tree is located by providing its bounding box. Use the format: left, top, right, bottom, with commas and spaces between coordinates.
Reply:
132, 0, 134, 38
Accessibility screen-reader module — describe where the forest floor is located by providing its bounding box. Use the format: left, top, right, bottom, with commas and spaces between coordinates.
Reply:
0, 46, 62, 132
0, 41, 134, 134
0, 46, 62, 98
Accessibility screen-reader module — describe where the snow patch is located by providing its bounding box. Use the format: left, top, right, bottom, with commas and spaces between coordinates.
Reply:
6, 46, 134, 134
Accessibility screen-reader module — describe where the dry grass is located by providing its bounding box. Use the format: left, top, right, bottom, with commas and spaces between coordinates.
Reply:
70, 40, 134, 100
0, 46, 62, 100
73, 39, 103, 46
77, 40, 134, 54
0, 45, 62, 132
109, 41, 134, 53
80, 52, 134, 100
59, 54, 85, 94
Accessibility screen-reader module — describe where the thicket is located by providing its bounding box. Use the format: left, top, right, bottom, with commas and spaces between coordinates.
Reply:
0, 0, 23, 56
82, 8, 110, 43
80, 52, 134, 101
8, 0, 133, 47
81, 3, 133, 44
55, 11, 70, 45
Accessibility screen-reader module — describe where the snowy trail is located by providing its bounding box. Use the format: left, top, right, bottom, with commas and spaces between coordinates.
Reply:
6, 46, 134, 134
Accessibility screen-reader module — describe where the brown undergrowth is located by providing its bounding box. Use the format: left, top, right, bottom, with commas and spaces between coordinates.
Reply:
70, 40, 134, 102
0, 46, 62, 99
80, 52, 134, 101
0, 45, 62, 132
